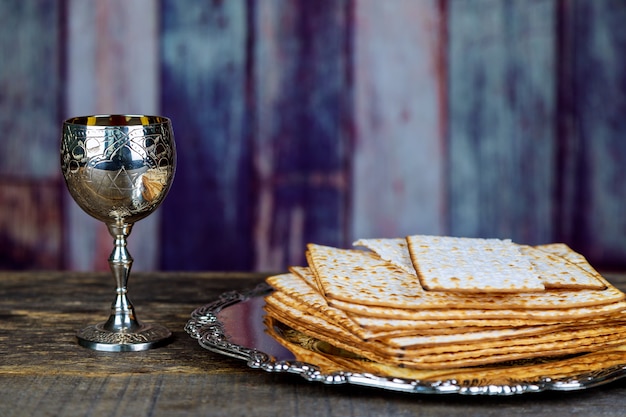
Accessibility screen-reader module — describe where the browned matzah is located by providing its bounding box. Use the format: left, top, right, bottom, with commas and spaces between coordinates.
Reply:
263, 298, 626, 369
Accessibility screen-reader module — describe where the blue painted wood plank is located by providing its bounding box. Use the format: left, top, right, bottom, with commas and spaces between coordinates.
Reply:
447, 0, 557, 244
557, 0, 626, 267
0, 0, 61, 179
161, 0, 352, 271
0, 0, 63, 269
159, 0, 253, 270
252, 0, 352, 270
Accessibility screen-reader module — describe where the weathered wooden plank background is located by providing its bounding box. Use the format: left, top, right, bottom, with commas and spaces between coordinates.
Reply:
448, 0, 557, 244
64, 0, 160, 271
556, 0, 626, 268
248, 0, 352, 270
0, 0, 63, 270
352, 0, 446, 243
160, 0, 252, 270
1, 0, 625, 272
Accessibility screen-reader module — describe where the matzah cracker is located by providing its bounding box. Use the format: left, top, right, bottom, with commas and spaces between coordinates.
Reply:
289, 265, 320, 290
268, 272, 566, 338
520, 245, 605, 289
267, 316, 626, 384
264, 317, 362, 374
331, 297, 626, 320
307, 243, 625, 310
275, 268, 612, 329
353, 237, 415, 274
267, 290, 466, 340
265, 238, 626, 370
396, 325, 626, 359
270, 304, 626, 368
536, 242, 590, 264
350, 314, 565, 330
266, 273, 385, 340
304, 251, 324, 293
264, 302, 626, 369
266, 276, 626, 350
406, 235, 544, 292
357, 237, 606, 290
383, 317, 625, 349
407, 345, 626, 384
266, 314, 626, 382
272, 271, 459, 339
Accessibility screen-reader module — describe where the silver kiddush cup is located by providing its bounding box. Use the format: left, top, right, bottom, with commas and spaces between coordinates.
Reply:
61, 115, 176, 351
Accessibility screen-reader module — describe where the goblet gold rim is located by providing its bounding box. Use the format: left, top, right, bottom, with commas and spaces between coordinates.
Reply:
64, 114, 171, 127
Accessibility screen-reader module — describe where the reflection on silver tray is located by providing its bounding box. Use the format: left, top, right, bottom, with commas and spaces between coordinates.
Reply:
185, 283, 626, 396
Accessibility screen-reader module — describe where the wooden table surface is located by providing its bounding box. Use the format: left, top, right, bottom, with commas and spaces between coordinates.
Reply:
3, 271, 626, 417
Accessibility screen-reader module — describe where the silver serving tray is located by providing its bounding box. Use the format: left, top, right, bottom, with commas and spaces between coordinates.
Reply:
185, 283, 626, 396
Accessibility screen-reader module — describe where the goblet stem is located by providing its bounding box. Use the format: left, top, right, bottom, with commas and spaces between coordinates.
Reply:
102, 222, 142, 332
75, 221, 172, 352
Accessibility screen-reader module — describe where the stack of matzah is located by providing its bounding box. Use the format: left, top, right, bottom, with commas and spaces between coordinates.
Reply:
263, 235, 626, 372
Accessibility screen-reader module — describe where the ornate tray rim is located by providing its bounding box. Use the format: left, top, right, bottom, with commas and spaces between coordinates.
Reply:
185, 283, 626, 396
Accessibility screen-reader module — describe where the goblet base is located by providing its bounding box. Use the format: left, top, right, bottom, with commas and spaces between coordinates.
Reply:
77, 322, 172, 352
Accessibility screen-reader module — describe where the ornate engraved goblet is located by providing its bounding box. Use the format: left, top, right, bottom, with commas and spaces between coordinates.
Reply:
61, 115, 175, 351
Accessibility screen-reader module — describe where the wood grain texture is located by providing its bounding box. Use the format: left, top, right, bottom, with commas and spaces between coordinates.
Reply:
447, 0, 557, 244
3, 271, 626, 416
0, 180, 62, 269
64, 0, 161, 271
4, 0, 626, 273
0, 0, 61, 179
556, 0, 626, 266
0, 0, 63, 270
0, 272, 261, 376
252, 0, 352, 270
160, 0, 253, 271
351, 0, 446, 241
4, 372, 626, 417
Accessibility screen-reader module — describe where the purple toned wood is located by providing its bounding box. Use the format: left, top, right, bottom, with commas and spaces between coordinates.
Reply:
0, 180, 62, 269
556, 0, 626, 267
447, 0, 557, 244
351, 0, 446, 242
65, 0, 159, 116
160, 0, 253, 270
0, 0, 61, 179
161, 0, 352, 271
4, 0, 626, 272
0, 0, 63, 269
252, 0, 352, 270
64, 0, 160, 271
